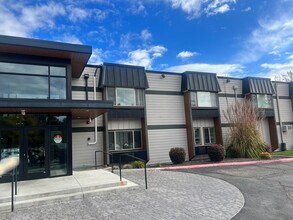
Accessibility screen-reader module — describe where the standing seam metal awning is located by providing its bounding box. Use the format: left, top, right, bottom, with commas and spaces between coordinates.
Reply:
243, 77, 275, 95
99, 63, 149, 89
181, 71, 221, 92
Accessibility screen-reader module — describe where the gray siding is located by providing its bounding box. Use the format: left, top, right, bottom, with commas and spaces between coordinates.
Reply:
72, 132, 104, 168
146, 72, 182, 92
146, 94, 185, 125
108, 118, 141, 130
148, 129, 188, 164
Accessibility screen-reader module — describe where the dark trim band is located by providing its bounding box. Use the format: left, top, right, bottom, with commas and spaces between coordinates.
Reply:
146, 90, 182, 96
147, 124, 186, 130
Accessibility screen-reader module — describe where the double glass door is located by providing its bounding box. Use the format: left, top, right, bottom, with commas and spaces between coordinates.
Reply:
0, 127, 48, 181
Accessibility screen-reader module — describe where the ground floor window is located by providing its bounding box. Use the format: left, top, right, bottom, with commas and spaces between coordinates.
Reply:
194, 128, 201, 144
109, 130, 142, 151
203, 127, 215, 144
194, 127, 216, 145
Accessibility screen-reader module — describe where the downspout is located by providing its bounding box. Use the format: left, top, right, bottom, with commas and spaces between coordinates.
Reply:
275, 83, 284, 144
88, 67, 100, 145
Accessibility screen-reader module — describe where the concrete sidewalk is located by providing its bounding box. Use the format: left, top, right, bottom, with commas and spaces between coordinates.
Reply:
0, 169, 137, 212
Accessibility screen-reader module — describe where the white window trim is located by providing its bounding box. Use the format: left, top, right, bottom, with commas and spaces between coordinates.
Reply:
194, 127, 202, 145
203, 127, 216, 144
109, 130, 142, 151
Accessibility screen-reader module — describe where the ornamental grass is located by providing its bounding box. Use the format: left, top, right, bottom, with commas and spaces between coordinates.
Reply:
224, 99, 266, 158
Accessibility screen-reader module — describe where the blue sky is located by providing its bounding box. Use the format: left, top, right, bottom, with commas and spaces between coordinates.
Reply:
0, 0, 293, 79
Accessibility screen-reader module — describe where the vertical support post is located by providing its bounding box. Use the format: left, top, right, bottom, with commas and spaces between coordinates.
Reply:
11, 169, 14, 212
144, 161, 147, 189
111, 154, 114, 173
14, 168, 17, 195
95, 151, 97, 169
119, 155, 122, 181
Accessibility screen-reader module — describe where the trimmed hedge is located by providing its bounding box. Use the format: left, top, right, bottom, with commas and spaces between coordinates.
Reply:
169, 147, 186, 164
207, 144, 226, 162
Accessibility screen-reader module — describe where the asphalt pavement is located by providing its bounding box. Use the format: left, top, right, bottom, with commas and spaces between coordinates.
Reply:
178, 162, 293, 220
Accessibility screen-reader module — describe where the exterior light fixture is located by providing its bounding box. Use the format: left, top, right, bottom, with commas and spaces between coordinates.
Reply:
161, 74, 166, 79
21, 110, 26, 116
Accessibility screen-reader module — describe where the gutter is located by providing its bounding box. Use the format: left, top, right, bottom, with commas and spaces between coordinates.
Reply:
274, 83, 284, 144
88, 66, 101, 145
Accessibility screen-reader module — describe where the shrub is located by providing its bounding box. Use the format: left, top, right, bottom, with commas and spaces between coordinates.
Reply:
227, 146, 241, 158
169, 147, 186, 164
207, 144, 226, 162
131, 161, 145, 169
260, 152, 272, 160
223, 100, 266, 158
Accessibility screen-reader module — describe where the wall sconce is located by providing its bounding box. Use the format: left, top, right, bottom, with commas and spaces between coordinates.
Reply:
161, 74, 166, 79
87, 118, 92, 124
83, 74, 89, 80
21, 110, 26, 116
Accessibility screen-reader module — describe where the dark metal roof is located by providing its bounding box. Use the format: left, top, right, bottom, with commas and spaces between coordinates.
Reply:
243, 77, 275, 95
181, 71, 221, 92
289, 82, 293, 97
99, 63, 149, 89
0, 35, 92, 78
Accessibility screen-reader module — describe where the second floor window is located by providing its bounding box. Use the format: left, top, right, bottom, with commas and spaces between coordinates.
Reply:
107, 87, 144, 106
252, 94, 273, 109
190, 91, 217, 107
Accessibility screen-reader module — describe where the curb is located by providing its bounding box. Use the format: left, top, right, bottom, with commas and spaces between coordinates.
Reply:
160, 158, 293, 170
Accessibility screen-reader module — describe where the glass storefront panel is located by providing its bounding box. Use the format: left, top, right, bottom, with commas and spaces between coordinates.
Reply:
27, 129, 46, 174
50, 77, 66, 99
0, 62, 48, 75
0, 74, 48, 99
0, 130, 20, 160
50, 66, 66, 76
50, 125, 68, 177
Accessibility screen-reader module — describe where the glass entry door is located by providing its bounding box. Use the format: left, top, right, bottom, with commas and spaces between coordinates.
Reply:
0, 127, 49, 181
23, 127, 48, 180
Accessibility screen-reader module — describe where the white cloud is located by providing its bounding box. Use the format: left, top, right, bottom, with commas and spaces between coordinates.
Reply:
141, 29, 152, 42
177, 51, 199, 59
60, 34, 83, 44
165, 63, 244, 76
88, 48, 103, 65
169, 0, 236, 19
68, 7, 88, 22
242, 7, 251, 12
235, 10, 293, 63
119, 45, 167, 69
0, 1, 65, 37
260, 55, 293, 79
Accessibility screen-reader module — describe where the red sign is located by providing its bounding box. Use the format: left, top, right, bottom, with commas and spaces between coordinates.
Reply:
54, 135, 62, 143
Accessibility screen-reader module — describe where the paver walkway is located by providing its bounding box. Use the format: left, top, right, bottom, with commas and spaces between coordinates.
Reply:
1, 169, 244, 220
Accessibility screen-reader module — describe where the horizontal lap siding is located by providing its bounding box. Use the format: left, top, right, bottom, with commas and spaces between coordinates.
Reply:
72, 91, 102, 100
146, 72, 182, 91
108, 118, 141, 130
71, 67, 99, 88
219, 97, 244, 124
148, 129, 188, 164
72, 117, 103, 128
274, 99, 293, 123
276, 125, 293, 150
72, 132, 104, 168
275, 82, 289, 96
218, 78, 243, 95
192, 118, 214, 127
146, 94, 185, 125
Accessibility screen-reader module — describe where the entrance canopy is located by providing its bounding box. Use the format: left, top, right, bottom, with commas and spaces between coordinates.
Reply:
0, 99, 113, 119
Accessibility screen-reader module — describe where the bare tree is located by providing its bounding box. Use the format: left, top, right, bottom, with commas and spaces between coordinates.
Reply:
282, 71, 293, 82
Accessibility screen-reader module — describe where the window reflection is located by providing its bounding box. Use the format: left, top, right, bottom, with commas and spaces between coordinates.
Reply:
50, 78, 66, 99
0, 62, 48, 75
50, 66, 66, 76
0, 74, 48, 99
0, 62, 67, 100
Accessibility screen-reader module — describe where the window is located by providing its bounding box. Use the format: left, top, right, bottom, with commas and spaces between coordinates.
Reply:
190, 92, 217, 107
252, 94, 273, 109
108, 130, 142, 151
194, 128, 201, 145
203, 127, 215, 144
107, 87, 144, 106
0, 62, 67, 100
